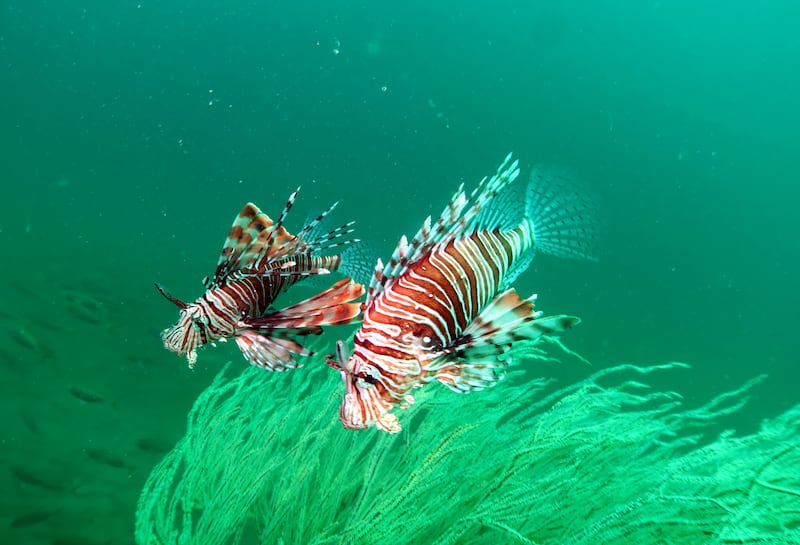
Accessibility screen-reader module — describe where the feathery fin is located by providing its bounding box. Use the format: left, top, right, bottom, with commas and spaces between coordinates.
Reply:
246, 278, 364, 331
208, 190, 362, 289
423, 289, 578, 392
527, 165, 602, 261
367, 154, 520, 304
235, 330, 311, 371
236, 278, 364, 371
209, 196, 296, 288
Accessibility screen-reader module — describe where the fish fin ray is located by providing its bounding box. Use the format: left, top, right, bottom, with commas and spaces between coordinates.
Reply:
278, 201, 360, 259
245, 278, 364, 330
209, 202, 276, 287
367, 153, 520, 305
459, 289, 579, 348
435, 360, 509, 393
527, 165, 603, 261
235, 329, 312, 371
440, 152, 520, 243
210, 190, 361, 288
426, 289, 578, 391
210, 192, 299, 287
338, 242, 379, 288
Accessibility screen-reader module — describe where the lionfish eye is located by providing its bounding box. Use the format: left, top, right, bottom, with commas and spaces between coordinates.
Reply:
420, 334, 440, 349
188, 311, 207, 332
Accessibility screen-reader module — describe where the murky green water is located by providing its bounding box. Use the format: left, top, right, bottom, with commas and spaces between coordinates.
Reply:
1, 1, 798, 542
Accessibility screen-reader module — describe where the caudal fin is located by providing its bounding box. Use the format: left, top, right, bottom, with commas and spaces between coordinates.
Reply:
526, 165, 602, 261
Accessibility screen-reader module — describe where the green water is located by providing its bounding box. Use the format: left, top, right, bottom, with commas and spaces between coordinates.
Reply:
1, 1, 798, 542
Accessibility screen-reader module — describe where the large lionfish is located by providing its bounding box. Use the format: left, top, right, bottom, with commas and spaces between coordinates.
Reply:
157, 189, 365, 370
326, 154, 599, 433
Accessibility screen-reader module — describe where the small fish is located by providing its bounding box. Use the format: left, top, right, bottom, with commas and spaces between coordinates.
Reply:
86, 447, 130, 470
68, 386, 105, 403
134, 436, 172, 455
326, 154, 600, 433
63, 290, 107, 325
10, 466, 64, 491
157, 189, 366, 370
10, 327, 42, 352
10, 510, 58, 528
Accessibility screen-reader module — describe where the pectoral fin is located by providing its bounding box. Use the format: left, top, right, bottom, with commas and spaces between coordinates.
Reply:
235, 329, 312, 371
431, 289, 579, 392
246, 278, 364, 330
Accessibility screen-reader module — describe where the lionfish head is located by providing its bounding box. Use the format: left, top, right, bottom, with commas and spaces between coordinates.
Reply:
329, 341, 400, 433
155, 283, 207, 367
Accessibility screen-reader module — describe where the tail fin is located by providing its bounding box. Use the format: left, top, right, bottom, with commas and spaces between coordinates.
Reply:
526, 165, 602, 261
338, 241, 380, 288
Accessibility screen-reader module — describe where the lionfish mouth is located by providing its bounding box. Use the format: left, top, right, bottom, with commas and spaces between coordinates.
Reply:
160, 326, 183, 353
155, 283, 201, 367
161, 325, 199, 367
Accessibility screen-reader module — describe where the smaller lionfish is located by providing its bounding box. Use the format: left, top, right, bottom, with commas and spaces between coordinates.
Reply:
157, 189, 365, 370
326, 154, 600, 433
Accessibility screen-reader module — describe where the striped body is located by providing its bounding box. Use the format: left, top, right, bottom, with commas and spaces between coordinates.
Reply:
161, 255, 341, 366
328, 153, 599, 433
158, 190, 365, 370
342, 225, 533, 431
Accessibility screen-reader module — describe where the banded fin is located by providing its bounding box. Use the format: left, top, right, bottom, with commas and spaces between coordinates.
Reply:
527, 165, 602, 261
237, 279, 364, 370
207, 190, 361, 288
265, 202, 358, 265
207, 195, 297, 288
424, 289, 578, 392
235, 330, 312, 371
246, 277, 365, 330
367, 153, 520, 304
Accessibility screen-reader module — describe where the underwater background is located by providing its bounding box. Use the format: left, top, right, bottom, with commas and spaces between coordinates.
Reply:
1, 1, 798, 543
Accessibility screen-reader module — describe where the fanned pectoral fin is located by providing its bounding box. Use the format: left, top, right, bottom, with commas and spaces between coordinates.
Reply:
235, 330, 312, 371
247, 278, 365, 330
431, 289, 579, 392
435, 360, 509, 393
237, 278, 364, 371
459, 289, 579, 348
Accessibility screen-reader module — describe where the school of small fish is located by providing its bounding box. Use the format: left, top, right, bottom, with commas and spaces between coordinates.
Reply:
157, 154, 600, 433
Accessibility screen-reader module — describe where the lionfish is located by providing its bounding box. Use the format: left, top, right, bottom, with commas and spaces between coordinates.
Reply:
157, 189, 365, 370
326, 154, 599, 433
